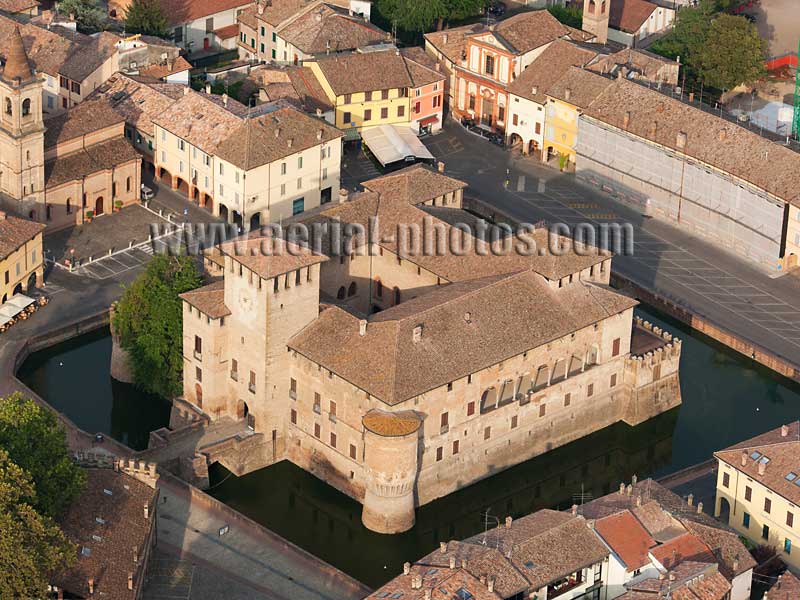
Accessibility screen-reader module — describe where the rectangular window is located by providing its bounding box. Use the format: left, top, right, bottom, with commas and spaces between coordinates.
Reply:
194, 335, 202, 357
313, 392, 321, 413
745, 486, 752, 502
587, 383, 594, 397
743, 512, 750, 528
436, 447, 443, 461
535, 122, 541, 134
763, 524, 770, 540
785, 538, 792, 554
290, 408, 297, 424
298, 156, 303, 169
397, 105, 405, 117
539, 404, 546, 417
293, 198, 304, 215
342, 111, 351, 124
60, 75, 68, 89
610, 373, 617, 387
484, 426, 491, 440
453, 440, 459, 455
512, 113, 518, 126
612, 338, 621, 356
765, 497, 772, 514
272, 32, 277, 42
722, 472, 730, 488
350, 444, 357, 459
344, 94, 352, 104
231, 359, 238, 380
485, 54, 494, 75
330, 400, 337, 417
440, 412, 448, 429
788, 511, 794, 527
414, 101, 421, 114
511, 415, 518, 429
564, 393, 571, 407
297, 177, 302, 190
364, 109, 372, 121
381, 107, 388, 119
322, 167, 328, 180
467, 401, 475, 416
196, 367, 202, 382
314, 423, 321, 438
468, 95, 475, 110
330, 432, 337, 448
280, 183, 286, 196
497, 105, 505, 122
289, 378, 297, 399
205, 17, 214, 32
249, 371, 256, 393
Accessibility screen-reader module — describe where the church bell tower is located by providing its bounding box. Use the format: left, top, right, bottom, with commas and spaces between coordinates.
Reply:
582, 0, 609, 45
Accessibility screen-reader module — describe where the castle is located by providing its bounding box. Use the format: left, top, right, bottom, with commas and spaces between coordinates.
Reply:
177, 164, 682, 533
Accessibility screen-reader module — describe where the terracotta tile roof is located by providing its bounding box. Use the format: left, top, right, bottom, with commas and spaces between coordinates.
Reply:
237, 4, 258, 29
490, 9, 570, 54
625, 562, 731, 600
0, 212, 45, 261
609, 0, 658, 34
424, 23, 485, 66
277, 4, 388, 54
215, 106, 342, 170
52, 468, 157, 600
362, 164, 466, 205
252, 0, 320, 26
508, 39, 597, 104
289, 270, 635, 404
0, 0, 40, 13
1, 24, 35, 83
138, 55, 192, 79
88, 74, 181, 137
595, 510, 657, 570
213, 23, 239, 40
43, 98, 125, 148
362, 409, 421, 437
152, 90, 244, 154
546, 66, 615, 108
586, 47, 678, 84
403, 54, 445, 88
286, 65, 334, 112
179, 280, 230, 319
44, 137, 140, 188
60, 31, 121, 81
368, 565, 502, 600
158, 0, 250, 27
311, 49, 413, 96
766, 570, 800, 600
650, 533, 715, 570
219, 234, 328, 280
0, 15, 83, 79
583, 77, 800, 206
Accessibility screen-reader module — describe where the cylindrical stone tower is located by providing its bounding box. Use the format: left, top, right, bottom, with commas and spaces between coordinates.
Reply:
361, 409, 422, 534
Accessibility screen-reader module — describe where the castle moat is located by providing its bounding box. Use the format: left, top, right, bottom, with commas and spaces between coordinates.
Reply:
17, 306, 800, 587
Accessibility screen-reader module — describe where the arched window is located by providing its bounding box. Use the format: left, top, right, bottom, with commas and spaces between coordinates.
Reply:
533, 365, 550, 391
600, 0, 607, 14
588, 0, 596, 13
337, 286, 346, 300
568, 354, 583, 376
4, 98, 11, 115
552, 359, 567, 383
393, 286, 401, 305
586, 345, 599, 366
480, 387, 497, 414
348, 281, 357, 297
374, 278, 382, 298
21, 98, 31, 116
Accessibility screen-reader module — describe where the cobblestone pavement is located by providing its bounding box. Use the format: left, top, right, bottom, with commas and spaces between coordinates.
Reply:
411, 121, 800, 371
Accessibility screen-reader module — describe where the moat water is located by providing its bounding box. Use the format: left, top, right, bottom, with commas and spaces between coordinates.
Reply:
16, 308, 800, 587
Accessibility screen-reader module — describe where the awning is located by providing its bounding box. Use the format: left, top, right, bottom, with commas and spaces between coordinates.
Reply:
418, 115, 439, 127
343, 127, 361, 142
361, 124, 435, 167
0, 294, 34, 327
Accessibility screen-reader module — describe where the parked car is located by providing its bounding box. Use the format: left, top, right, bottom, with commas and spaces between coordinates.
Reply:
140, 184, 154, 201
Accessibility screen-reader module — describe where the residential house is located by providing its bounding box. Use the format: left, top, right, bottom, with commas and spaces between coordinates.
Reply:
765, 570, 800, 600
543, 66, 613, 165
245, 64, 335, 122
617, 561, 731, 600
238, 0, 387, 64
581, 0, 675, 48
115, 34, 185, 82
594, 509, 661, 596
0, 27, 141, 231
423, 22, 485, 108
715, 422, 800, 573
158, 0, 251, 55
0, 0, 39, 17
0, 211, 44, 303
452, 10, 578, 133
401, 47, 446, 135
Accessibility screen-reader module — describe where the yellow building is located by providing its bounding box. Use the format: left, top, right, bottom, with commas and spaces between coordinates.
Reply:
715, 422, 800, 571
543, 67, 612, 166
0, 211, 45, 303
305, 49, 413, 132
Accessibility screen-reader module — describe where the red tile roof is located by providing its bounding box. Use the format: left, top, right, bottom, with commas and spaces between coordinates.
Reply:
159, 0, 250, 27
609, 0, 658, 34
0, 212, 45, 261
595, 510, 656, 570
650, 533, 715, 570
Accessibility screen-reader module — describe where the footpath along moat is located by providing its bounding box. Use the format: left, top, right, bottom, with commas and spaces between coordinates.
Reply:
18, 306, 800, 587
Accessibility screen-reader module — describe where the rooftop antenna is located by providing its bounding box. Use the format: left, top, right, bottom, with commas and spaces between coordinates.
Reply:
480, 508, 500, 549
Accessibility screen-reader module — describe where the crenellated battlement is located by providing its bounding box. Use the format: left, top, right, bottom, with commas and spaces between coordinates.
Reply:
74, 451, 159, 489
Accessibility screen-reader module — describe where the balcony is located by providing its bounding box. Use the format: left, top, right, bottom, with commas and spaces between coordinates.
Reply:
547, 571, 584, 599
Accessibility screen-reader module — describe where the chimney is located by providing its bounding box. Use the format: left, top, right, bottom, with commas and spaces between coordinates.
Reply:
487, 577, 495, 593
257, 1, 264, 14
205, 82, 211, 94
222, 93, 229, 106
741, 452, 748, 466
425, 590, 432, 600
58, 590, 63, 600
411, 575, 422, 589
0, 210, 5, 221
413, 324, 423, 343
718, 129, 726, 141
133, 546, 138, 564
88, 578, 95, 595
183, 86, 190, 95
287, 137, 293, 148
403, 562, 411, 575
317, 128, 323, 140
531, 85, 538, 95
782, 424, 789, 437
127, 573, 133, 591
669, 573, 676, 582
461, 559, 467, 569
440, 541, 447, 553
505, 516, 512, 528
649, 120, 657, 138
636, 495, 642, 507
443, 33, 448, 44
435, 62, 441, 72
676, 131, 687, 150
449, 556, 456, 569
338, 188, 348, 204
143, 503, 149, 519
571, 504, 578, 516
758, 461, 766, 475
619, 482, 625, 495
626, 484, 632, 496
437, 161, 445, 173
623, 111, 631, 129
697, 502, 704, 514
733, 558, 739, 572
359, 319, 367, 336
631, 474, 638, 485
275, 127, 281, 138
687, 494, 693, 507
564, 88, 572, 102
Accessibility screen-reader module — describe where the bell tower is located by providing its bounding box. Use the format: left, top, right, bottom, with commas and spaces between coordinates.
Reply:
0, 25, 45, 213
582, 0, 609, 45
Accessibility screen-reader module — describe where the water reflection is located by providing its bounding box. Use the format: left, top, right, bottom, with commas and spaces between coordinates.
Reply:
16, 327, 171, 451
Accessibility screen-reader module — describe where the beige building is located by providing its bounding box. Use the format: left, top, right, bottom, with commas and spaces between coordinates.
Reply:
151, 89, 342, 225
715, 422, 800, 573
0, 210, 45, 303
0, 26, 141, 231
179, 164, 682, 534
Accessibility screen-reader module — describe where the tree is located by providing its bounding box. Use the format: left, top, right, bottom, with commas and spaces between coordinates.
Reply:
113, 255, 202, 399
0, 393, 86, 519
0, 449, 76, 599
124, 0, 171, 39
650, 0, 715, 65
696, 14, 766, 90
547, 4, 583, 29
57, 0, 105, 32
376, 0, 484, 33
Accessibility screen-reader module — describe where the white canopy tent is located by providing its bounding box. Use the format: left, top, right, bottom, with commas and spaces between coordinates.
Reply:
361, 125, 435, 167
0, 294, 35, 328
